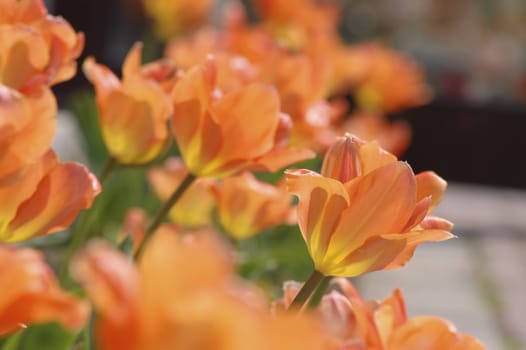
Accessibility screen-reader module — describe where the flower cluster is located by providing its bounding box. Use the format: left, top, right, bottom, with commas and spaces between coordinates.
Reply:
0, 0, 487, 349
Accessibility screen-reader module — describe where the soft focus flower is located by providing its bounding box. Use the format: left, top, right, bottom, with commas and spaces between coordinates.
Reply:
286, 133, 454, 277
0, 150, 101, 243
0, 0, 84, 93
171, 56, 315, 178
0, 244, 88, 335
72, 228, 329, 350
147, 157, 215, 228
255, 0, 339, 50
317, 278, 487, 350
347, 43, 431, 114
143, 0, 214, 39
84, 43, 173, 164
212, 172, 293, 240
0, 85, 56, 183
259, 51, 337, 150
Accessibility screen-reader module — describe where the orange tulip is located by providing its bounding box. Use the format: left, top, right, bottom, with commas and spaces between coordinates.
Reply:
171, 56, 315, 178
255, 0, 339, 50
84, 43, 173, 164
73, 228, 329, 350
0, 244, 88, 335
212, 172, 293, 239
286, 133, 454, 277
0, 150, 100, 243
318, 278, 487, 350
147, 157, 216, 228
0, 85, 56, 183
347, 43, 430, 114
143, 0, 214, 39
0, 0, 84, 93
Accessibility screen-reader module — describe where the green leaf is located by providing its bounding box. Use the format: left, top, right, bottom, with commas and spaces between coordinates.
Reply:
8, 323, 77, 350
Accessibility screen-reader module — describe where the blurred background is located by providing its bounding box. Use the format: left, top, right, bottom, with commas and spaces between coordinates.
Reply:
43, 0, 526, 349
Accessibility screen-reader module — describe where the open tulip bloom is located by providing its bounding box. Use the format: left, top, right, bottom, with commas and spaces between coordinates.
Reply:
286, 133, 454, 278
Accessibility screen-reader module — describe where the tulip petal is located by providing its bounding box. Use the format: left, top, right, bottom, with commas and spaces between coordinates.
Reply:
420, 216, 454, 231
102, 80, 171, 164
211, 83, 279, 161
415, 171, 447, 211
83, 57, 120, 103
0, 151, 56, 239
0, 26, 49, 90
5, 159, 100, 242
388, 316, 487, 350
358, 140, 397, 175
326, 236, 407, 277
381, 229, 455, 270
172, 58, 216, 161
72, 240, 141, 350
401, 196, 432, 232
286, 169, 350, 261
0, 246, 88, 335
0, 86, 56, 183
333, 278, 384, 348
122, 42, 143, 78
325, 162, 416, 264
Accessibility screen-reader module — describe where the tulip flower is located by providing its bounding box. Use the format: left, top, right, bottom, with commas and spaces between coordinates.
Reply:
171, 56, 315, 178
0, 85, 56, 183
143, 0, 214, 39
317, 278, 487, 350
286, 133, 454, 277
348, 43, 430, 114
147, 157, 216, 229
0, 150, 100, 243
212, 172, 293, 239
0, 244, 88, 335
73, 228, 328, 350
0, 0, 84, 93
84, 43, 173, 164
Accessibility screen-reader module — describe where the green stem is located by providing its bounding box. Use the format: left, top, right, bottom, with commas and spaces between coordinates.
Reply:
134, 173, 197, 259
99, 157, 118, 185
290, 270, 326, 310
307, 275, 331, 308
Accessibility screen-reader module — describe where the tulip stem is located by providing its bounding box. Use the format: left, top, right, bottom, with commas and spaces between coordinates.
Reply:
99, 157, 118, 184
290, 270, 328, 310
307, 275, 331, 308
134, 173, 197, 259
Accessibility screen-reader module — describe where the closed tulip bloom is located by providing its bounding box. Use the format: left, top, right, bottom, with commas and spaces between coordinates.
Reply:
212, 172, 293, 239
147, 157, 215, 228
0, 150, 100, 243
84, 43, 173, 164
0, 85, 56, 183
0, 0, 84, 93
171, 57, 315, 178
286, 133, 454, 277
0, 245, 88, 335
